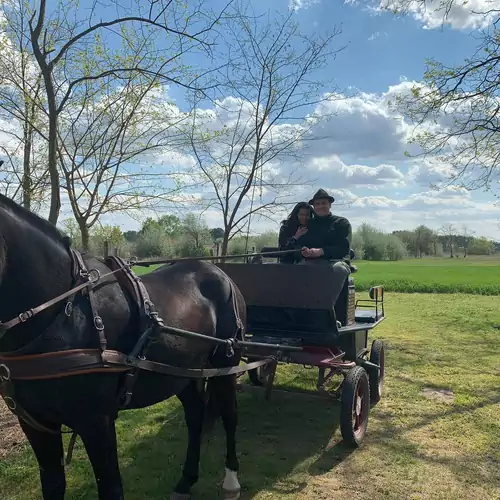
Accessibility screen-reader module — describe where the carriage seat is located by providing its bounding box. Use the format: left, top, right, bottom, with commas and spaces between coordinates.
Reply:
260, 246, 358, 273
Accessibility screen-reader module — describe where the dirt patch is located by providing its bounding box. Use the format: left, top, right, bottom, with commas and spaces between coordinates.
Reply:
0, 398, 25, 458
422, 387, 455, 403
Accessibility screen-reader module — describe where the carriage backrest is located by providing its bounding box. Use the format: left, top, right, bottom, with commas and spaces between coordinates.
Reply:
216, 262, 344, 310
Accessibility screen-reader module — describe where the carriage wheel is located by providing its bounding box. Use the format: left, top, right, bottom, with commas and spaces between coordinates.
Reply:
369, 339, 385, 405
340, 366, 370, 447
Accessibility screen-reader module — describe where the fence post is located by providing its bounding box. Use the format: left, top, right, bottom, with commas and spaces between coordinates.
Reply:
113, 247, 119, 257
104, 240, 109, 257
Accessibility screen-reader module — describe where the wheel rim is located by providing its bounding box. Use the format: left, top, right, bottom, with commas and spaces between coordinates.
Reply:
352, 376, 368, 437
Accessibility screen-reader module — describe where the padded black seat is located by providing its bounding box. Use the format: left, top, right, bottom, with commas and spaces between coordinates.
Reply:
355, 309, 383, 323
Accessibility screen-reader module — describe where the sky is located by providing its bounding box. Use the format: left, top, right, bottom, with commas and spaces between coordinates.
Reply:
2, 0, 500, 240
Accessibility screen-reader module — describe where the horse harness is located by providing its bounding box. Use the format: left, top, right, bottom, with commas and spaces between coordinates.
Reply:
0, 249, 271, 444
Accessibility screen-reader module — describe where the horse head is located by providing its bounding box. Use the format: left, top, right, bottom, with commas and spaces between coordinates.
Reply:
0, 194, 73, 352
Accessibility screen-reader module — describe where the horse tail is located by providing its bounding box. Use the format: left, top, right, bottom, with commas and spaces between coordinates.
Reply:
202, 273, 245, 437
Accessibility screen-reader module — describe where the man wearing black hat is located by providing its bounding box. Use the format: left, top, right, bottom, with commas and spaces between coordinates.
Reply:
295, 188, 352, 265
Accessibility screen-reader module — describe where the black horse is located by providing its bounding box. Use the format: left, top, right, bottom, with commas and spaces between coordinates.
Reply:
0, 193, 246, 500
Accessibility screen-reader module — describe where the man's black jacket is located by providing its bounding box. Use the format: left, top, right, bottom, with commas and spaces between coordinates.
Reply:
293, 213, 352, 261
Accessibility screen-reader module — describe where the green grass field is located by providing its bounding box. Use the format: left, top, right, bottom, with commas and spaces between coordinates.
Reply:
1, 293, 499, 499
353, 257, 500, 294
133, 255, 500, 295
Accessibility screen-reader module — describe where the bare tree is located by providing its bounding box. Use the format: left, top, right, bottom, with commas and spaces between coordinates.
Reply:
386, 1, 500, 194
184, 6, 345, 255
57, 71, 192, 249
0, 0, 230, 224
461, 224, 475, 257
440, 223, 455, 258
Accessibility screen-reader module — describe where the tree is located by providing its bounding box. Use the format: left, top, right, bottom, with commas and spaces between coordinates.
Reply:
177, 213, 211, 257
468, 236, 495, 255
387, 1, 500, 194
58, 75, 189, 250
140, 215, 182, 238
440, 224, 455, 258
461, 225, 475, 257
0, 0, 48, 210
184, 6, 345, 255
1, 0, 228, 224
414, 225, 435, 257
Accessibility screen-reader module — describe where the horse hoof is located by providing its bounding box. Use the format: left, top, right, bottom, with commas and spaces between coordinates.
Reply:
171, 493, 191, 500
223, 488, 241, 500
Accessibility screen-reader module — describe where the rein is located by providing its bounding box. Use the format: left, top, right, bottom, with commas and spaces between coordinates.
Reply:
0, 265, 129, 339
131, 249, 297, 267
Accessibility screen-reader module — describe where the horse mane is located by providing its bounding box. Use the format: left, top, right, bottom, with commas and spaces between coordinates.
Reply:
0, 193, 69, 248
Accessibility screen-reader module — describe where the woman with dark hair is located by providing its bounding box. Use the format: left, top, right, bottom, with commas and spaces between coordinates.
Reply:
278, 202, 313, 263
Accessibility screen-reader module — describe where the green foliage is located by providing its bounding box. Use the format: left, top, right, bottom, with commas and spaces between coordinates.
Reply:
135, 227, 172, 258
354, 223, 406, 261
90, 225, 124, 254
140, 215, 182, 237
59, 218, 82, 248
468, 237, 495, 255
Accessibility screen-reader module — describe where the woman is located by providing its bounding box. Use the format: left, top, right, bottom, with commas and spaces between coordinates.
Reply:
278, 202, 313, 263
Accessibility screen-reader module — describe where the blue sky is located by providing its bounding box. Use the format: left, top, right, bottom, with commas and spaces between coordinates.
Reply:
149, 0, 500, 241
2, 0, 499, 240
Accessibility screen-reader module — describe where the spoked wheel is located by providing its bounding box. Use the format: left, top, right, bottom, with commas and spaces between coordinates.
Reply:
340, 366, 370, 447
369, 339, 385, 405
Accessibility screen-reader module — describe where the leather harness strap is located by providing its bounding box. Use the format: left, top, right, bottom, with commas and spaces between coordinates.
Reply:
0, 351, 271, 381
0, 249, 273, 446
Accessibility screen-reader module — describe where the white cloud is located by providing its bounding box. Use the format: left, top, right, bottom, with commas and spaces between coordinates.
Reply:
309, 89, 412, 160
289, 0, 320, 11
305, 155, 405, 188
376, 0, 500, 29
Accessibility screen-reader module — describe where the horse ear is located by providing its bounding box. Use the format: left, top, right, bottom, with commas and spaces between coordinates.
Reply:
62, 235, 72, 249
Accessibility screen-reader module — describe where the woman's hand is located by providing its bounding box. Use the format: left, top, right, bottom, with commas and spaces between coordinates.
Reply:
301, 247, 324, 258
294, 226, 308, 239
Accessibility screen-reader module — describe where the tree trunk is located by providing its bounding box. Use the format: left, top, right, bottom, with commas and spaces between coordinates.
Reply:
30, 2, 60, 224
22, 124, 32, 211
221, 232, 230, 257
78, 221, 90, 251
45, 78, 60, 224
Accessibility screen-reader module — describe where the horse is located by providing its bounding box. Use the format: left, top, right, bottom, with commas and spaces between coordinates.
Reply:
0, 192, 246, 500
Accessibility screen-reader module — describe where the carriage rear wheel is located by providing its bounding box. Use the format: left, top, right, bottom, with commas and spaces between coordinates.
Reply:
340, 366, 370, 447
369, 339, 385, 405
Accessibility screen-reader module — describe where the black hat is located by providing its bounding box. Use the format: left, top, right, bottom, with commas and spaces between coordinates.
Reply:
309, 188, 334, 205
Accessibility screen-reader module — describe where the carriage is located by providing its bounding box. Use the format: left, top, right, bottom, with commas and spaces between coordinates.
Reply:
216, 249, 386, 446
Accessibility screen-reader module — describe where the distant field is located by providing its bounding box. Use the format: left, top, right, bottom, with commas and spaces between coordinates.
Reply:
352, 257, 500, 295
134, 256, 500, 295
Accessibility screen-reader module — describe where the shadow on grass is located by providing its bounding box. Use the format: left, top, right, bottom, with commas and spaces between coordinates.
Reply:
66, 385, 352, 500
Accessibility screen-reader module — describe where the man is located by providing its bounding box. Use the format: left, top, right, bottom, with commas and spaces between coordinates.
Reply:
293, 188, 352, 320
298, 188, 352, 266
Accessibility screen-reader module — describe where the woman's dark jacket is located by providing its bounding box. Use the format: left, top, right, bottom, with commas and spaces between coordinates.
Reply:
278, 222, 302, 263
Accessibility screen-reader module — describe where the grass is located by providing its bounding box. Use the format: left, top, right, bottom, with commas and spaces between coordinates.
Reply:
134, 255, 500, 295
1, 292, 500, 499
351, 256, 500, 295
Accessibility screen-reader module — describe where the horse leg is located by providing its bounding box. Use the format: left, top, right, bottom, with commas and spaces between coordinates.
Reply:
76, 415, 124, 500
19, 419, 66, 500
213, 375, 241, 500
172, 380, 205, 500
